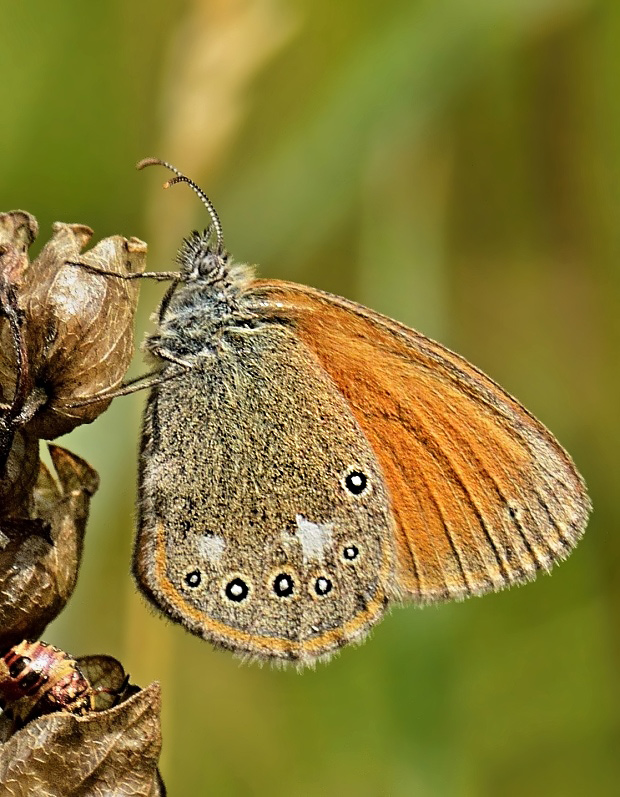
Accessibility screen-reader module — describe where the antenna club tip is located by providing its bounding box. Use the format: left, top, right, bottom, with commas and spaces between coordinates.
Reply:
162, 180, 172, 190
136, 157, 162, 171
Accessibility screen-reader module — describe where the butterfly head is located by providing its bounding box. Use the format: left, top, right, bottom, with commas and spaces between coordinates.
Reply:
176, 228, 230, 284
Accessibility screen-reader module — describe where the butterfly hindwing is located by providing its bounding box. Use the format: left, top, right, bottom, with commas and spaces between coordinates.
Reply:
135, 321, 395, 663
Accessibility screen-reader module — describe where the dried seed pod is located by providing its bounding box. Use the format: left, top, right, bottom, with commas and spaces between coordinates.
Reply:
0, 445, 98, 649
0, 214, 147, 441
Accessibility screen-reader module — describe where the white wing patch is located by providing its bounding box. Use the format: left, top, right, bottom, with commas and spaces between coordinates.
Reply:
196, 534, 226, 563
294, 514, 333, 562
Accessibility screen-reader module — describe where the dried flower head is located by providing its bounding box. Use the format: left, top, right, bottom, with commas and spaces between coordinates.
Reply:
0, 216, 147, 442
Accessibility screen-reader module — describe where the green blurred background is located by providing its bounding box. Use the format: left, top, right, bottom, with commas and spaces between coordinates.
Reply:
1, 0, 617, 794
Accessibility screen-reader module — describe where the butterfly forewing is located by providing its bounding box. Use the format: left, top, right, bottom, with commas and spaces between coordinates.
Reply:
251, 281, 591, 602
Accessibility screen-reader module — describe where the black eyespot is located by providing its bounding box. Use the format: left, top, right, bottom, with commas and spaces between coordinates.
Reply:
273, 573, 295, 598
225, 577, 249, 602
344, 471, 368, 495
314, 577, 332, 596
343, 545, 359, 561
185, 569, 201, 587
8, 657, 30, 679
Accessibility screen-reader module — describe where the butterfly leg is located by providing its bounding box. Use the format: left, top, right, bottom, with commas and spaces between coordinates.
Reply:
59, 365, 191, 409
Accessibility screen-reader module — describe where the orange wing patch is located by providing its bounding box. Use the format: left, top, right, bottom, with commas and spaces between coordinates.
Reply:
253, 281, 591, 603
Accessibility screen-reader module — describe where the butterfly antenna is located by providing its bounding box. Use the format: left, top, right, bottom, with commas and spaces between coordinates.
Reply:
136, 157, 224, 253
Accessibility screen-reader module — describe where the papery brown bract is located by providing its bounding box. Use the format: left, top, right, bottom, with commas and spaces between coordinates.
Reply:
0, 428, 38, 519
0, 445, 98, 649
0, 212, 38, 280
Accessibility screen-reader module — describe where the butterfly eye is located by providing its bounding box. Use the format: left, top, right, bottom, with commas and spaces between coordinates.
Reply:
343, 469, 368, 495
342, 544, 360, 562
314, 577, 333, 596
273, 573, 295, 598
184, 569, 201, 587
225, 577, 249, 603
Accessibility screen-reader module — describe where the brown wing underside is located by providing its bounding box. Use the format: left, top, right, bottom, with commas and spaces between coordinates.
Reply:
253, 281, 591, 602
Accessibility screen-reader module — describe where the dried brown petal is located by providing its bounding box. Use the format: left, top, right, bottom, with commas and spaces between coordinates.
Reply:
0, 214, 147, 442
0, 429, 38, 518
0, 682, 163, 796
0, 446, 98, 648
0, 212, 39, 473
20, 224, 147, 438
0, 211, 38, 289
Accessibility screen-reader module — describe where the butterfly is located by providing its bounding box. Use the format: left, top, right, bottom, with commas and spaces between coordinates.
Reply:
124, 159, 591, 666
